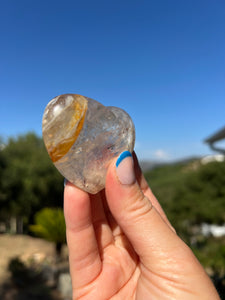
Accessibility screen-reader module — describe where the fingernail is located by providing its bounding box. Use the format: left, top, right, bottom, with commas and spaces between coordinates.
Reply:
64, 178, 68, 187
116, 151, 136, 185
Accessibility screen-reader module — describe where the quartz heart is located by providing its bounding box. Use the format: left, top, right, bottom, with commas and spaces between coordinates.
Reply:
42, 94, 135, 194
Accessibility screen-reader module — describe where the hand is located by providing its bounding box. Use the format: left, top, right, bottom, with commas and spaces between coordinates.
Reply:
64, 151, 219, 299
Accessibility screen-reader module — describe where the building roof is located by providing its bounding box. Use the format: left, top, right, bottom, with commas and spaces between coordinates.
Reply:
204, 126, 225, 144
204, 126, 225, 154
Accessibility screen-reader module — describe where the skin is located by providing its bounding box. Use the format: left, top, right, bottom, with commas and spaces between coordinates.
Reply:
64, 152, 220, 300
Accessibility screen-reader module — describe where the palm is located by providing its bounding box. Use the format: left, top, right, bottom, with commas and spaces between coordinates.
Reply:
88, 238, 140, 299
64, 162, 220, 300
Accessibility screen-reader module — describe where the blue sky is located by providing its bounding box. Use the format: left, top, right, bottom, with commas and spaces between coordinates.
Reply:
1, 0, 225, 161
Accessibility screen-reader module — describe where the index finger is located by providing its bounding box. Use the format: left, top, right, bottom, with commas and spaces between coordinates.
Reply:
64, 182, 102, 290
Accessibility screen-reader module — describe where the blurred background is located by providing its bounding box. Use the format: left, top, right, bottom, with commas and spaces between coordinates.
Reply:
0, 1, 225, 299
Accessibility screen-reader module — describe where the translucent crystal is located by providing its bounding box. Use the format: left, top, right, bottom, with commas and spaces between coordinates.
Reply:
42, 94, 135, 194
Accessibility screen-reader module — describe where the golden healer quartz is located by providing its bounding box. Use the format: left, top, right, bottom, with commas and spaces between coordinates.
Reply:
42, 95, 87, 162
42, 94, 135, 194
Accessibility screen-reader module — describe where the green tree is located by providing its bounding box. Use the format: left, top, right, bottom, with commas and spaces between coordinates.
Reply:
145, 160, 225, 287
30, 207, 66, 256
0, 140, 9, 226
145, 160, 225, 233
0, 133, 64, 232
171, 161, 225, 227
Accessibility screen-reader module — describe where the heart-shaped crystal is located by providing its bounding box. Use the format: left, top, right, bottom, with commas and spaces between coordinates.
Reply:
42, 94, 135, 194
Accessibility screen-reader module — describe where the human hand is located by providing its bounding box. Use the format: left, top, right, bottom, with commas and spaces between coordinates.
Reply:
64, 151, 219, 299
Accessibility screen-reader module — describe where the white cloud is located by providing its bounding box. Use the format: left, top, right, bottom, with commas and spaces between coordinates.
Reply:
134, 142, 171, 161
153, 149, 170, 160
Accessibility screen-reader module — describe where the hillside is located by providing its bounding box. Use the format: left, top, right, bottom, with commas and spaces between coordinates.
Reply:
144, 159, 225, 227
143, 159, 225, 297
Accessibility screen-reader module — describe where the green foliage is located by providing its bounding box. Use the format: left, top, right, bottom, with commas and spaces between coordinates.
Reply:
0, 133, 64, 228
192, 237, 225, 274
30, 207, 66, 245
145, 160, 225, 231
144, 162, 190, 217
172, 161, 225, 227
144, 160, 225, 279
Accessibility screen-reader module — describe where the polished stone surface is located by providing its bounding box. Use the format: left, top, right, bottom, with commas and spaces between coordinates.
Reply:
42, 94, 135, 194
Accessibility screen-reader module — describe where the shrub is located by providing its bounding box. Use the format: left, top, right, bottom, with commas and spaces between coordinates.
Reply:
30, 207, 66, 256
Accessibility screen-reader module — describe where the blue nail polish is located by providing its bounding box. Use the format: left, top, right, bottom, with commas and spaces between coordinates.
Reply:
116, 151, 132, 168
64, 178, 68, 187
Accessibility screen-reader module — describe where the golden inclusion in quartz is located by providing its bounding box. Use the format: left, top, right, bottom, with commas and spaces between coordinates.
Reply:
42, 94, 135, 194
42, 94, 87, 163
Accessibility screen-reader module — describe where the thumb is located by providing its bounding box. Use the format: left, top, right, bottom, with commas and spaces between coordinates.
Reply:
105, 151, 221, 299
105, 151, 189, 268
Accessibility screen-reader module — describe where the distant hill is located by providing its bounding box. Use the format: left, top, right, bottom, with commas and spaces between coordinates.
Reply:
139, 156, 201, 172
139, 160, 162, 172
143, 158, 225, 280
143, 158, 225, 228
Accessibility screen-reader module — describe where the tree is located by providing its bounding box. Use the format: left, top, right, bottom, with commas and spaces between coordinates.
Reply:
30, 207, 66, 256
145, 160, 225, 282
172, 161, 225, 227
0, 133, 64, 232
145, 160, 225, 231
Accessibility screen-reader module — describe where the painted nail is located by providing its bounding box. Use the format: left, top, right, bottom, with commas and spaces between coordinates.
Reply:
64, 178, 68, 187
116, 151, 136, 185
